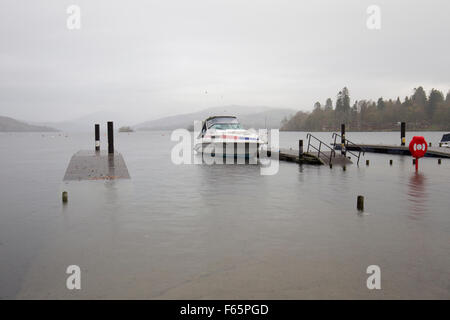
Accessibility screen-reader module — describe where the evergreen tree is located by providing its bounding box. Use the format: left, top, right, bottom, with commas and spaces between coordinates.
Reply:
377, 97, 385, 110
342, 87, 350, 113
428, 89, 444, 118
412, 86, 427, 106
325, 98, 333, 110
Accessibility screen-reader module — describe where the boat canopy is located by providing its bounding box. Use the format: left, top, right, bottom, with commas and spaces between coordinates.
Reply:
440, 133, 450, 142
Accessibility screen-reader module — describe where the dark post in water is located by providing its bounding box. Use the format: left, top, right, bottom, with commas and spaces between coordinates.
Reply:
107, 121, 114, 154
299, 139, 303, 159
357, 195, 364, 212
401, 122, 406, 146
341, 124, 346, 156
95, 124, 100, 151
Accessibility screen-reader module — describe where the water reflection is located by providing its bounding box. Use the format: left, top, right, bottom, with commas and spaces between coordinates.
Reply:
407, 172, 429, 220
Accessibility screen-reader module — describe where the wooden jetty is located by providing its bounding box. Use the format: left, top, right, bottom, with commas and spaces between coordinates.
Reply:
275, 148, 352, 166
334, 144, 450, 158
273, 133, 353, 166
330, 122, 450, 159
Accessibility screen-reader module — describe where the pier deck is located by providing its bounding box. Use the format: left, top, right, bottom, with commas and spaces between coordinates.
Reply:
275, 148, 353, 166
63, 150, 130, 181
334, 144, 450, 158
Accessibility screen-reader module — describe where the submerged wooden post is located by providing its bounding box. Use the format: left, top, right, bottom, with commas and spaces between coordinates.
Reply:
223, 142, 226, 161
107, 121, 114, 154
366, 159, 370, 166
357, 195, 364, 212
390, 159, 393, 165
438, 159, 442, 164
341, 124, 346, 156
95, 124, 100, 151
245, 142, 249, 164
62, 191, 68, 203
401, 122, 406, 146
299, 140, 303, 159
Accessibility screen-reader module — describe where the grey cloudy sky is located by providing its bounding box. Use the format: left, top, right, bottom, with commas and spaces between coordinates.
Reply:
0, 0, 449, 123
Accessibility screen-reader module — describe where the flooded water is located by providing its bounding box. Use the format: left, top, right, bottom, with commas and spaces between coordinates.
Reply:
0, 131, 449, 299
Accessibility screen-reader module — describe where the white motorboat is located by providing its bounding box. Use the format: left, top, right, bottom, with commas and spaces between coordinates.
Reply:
440, 133, 450, 148
194, 116, 267, 157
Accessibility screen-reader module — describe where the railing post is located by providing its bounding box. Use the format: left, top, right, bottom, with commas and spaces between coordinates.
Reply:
341, 124, 346, 156
307, 135, 311, 153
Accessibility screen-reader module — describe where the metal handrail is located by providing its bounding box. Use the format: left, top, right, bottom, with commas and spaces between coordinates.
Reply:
306, 133, 336, 164
332, 133, 365, 165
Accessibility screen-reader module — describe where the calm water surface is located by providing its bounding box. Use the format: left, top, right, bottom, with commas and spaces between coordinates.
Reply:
0, 131, 449, 299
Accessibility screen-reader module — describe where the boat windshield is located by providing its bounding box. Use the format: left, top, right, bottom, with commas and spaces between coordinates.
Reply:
441, 133, 450, 142
206, 117, 241, 129
210, 123, 243, 130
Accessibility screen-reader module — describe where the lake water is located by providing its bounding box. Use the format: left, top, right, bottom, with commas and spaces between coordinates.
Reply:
0, 131, 449, 299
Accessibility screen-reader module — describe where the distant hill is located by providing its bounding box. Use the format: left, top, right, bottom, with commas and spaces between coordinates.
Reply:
33, 110, 137, 132
0, 116, 58, 132
134, 106, 295, 130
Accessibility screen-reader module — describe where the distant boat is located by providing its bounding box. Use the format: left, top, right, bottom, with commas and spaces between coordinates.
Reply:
194, 116, 267, 157
440, 133, 450, 147
118, 126, 134, 133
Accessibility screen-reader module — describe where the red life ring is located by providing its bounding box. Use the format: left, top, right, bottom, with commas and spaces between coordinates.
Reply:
409, 136, 427, 158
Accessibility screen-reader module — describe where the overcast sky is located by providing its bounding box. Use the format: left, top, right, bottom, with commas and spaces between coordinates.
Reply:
0, 0, 449, 123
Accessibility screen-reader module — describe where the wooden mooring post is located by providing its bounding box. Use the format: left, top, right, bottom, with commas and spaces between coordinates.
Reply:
107, 121, 114, 154
357, 195, 364, 212
341, 124, 346, 156
299, 140, 303, 158
62, 191, 68, 203
401, 122, 406, 146
95, 124, 100, 151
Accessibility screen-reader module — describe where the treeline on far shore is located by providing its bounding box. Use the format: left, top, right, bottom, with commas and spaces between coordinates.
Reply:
281, 86, 450, 131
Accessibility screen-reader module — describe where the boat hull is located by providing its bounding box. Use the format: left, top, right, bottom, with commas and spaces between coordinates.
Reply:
194, 141, 263, 157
